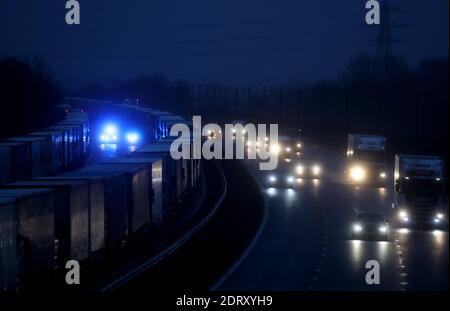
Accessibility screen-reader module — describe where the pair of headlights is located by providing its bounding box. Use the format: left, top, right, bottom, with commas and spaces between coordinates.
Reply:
296, 165, 321, 175
398, 210, 445, 224
353, 224, 388, 233
350, 166, 387, 182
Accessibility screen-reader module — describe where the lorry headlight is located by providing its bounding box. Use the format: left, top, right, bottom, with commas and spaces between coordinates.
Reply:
353, 224, 363, 232
296, 165, 304, 175
379, 225, 388, 233
433, 218, 440, 224
350, 166, 366, 182
269, 175, 277, 183
271, 144, 281, 154
437, 213, 444, 220
286, 147, 291, 152
380, 172, 386, 178
398, 210, 409, 222
287, 176, 294, 183
312, 165, 321, 175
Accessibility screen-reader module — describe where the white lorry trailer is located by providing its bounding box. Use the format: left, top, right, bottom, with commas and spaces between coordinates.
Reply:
394, 154, 446, 226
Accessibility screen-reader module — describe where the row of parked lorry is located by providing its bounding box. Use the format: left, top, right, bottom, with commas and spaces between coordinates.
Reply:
0, 111, 89, 184
0, 99, 201, 290
346, 133, 446, 227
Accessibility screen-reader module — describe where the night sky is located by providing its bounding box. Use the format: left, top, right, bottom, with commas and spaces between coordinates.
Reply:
0, 0, 448, 91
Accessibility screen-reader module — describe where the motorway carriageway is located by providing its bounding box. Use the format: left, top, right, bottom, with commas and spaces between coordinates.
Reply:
217, 146, 448, 291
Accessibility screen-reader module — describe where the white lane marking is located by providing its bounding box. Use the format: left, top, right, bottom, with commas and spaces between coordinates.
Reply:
394, 231, 409, 291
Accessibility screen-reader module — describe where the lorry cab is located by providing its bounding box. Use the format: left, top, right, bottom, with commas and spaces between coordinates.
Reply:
394, 154, 446, 227
347, 134, 387, 185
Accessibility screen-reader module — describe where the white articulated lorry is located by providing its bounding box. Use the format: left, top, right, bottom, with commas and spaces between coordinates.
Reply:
347, 134, 388, 185
394, 154, 446, 226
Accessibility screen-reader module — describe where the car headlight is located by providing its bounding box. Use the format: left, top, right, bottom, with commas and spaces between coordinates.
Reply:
353, 224, 363, 232
286, 147, 291, 152
398, 210, 409, 222
433, 213, 444, 224
312, 165, 321, 175
271, 144, 281, 154
286, 176, 294, 183
296, 165, 304, 175
379, 225, 388, 233
297, 143, 301, 148
269, 175, 277, 183
380, 172, 386, 178
350, 166, 366, 182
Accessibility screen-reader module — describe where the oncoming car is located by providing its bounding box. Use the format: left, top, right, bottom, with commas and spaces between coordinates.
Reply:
294, 160, 322, 179
351, 213, 389, 241
266, 170, 297, 188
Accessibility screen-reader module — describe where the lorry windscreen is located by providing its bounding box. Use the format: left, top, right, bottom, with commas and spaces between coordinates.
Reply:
400, 179, 443, 196
354, 150, 385, 163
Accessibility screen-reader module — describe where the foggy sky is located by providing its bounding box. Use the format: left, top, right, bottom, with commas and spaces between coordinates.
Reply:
0, 0, 448, 91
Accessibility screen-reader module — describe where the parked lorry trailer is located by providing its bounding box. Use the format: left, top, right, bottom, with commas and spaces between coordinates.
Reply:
0, 197, 16, 290
82, 163, 152, 237
59, 119, 89, 159
30, 129, 66, 173
2, 180, 90, 266
50, 124, 83, 165
36, 175, 106, 257
157, 137, 200, 193
0, 142, 31, 184
6, 136, 52, 178
0, 188, 56, 290
99, 158, 163, 230
57, 170, 128, 249
131, 144, 182, 222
